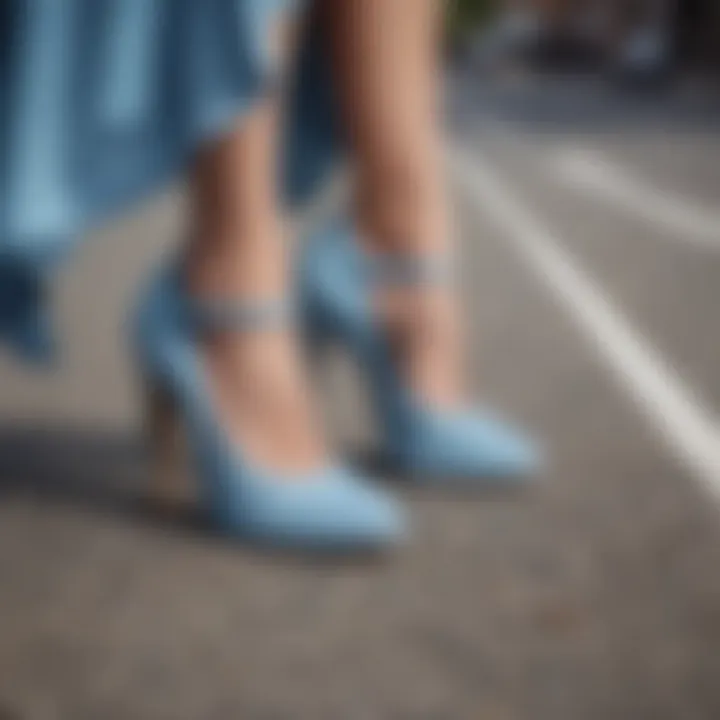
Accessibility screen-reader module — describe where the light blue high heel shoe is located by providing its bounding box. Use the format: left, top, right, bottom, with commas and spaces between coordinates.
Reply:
132, 263, 404, 550
300, 221, 541, 484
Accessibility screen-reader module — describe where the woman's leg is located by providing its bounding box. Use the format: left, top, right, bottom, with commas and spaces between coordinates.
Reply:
184, 78, 326, 474
325, 0, 464, 407
325, 0, 446, 254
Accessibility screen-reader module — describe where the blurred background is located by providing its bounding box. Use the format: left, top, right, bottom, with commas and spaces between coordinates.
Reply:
450, 0, 720, 80
0, 1, 719, 718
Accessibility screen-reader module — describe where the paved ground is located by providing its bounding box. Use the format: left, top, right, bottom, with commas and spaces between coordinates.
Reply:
1, 72, 719, 719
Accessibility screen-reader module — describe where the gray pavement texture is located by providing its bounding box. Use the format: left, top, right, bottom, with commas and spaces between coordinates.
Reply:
1, 72, 720, 719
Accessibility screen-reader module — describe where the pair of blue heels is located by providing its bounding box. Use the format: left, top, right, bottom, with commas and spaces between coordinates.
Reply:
134, 221, 539, 551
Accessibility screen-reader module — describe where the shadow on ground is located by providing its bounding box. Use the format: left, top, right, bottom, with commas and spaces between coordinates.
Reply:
0, 424, 151, 513
0, 424, 402, 566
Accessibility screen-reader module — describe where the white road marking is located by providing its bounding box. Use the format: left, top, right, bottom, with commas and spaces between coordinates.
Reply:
553, 148, 720, 250
450, 143, 720, 499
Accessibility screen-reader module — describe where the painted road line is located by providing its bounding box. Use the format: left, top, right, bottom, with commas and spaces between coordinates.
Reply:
450, 144, 720, 499
553, 148, 720, 251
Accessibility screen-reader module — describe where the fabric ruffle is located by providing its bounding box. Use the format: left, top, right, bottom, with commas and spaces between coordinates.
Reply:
0, 0, 339, 362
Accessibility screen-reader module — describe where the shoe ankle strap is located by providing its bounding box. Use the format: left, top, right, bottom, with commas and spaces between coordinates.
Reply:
363, 251, 454, 288
185, 296, 291, 334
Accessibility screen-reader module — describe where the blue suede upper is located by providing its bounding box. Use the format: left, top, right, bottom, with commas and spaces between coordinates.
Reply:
132, 263, 404, 549
301, 220, 541, 483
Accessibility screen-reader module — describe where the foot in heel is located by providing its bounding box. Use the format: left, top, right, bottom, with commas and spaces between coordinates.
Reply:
133, 264, 405, 550
300, 220, 541, 486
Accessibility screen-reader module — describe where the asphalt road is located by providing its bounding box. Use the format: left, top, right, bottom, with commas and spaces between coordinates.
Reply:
0, 72, 719, 719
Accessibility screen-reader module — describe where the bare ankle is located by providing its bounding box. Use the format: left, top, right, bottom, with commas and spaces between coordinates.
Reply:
184, 225, 288, 301
357, 181, 449, 255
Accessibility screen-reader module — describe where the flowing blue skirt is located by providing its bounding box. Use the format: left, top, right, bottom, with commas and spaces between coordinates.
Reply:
0, 0, 339, 361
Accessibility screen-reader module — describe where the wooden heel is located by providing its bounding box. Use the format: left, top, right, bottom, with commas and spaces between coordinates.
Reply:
143, 377, 195, 512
